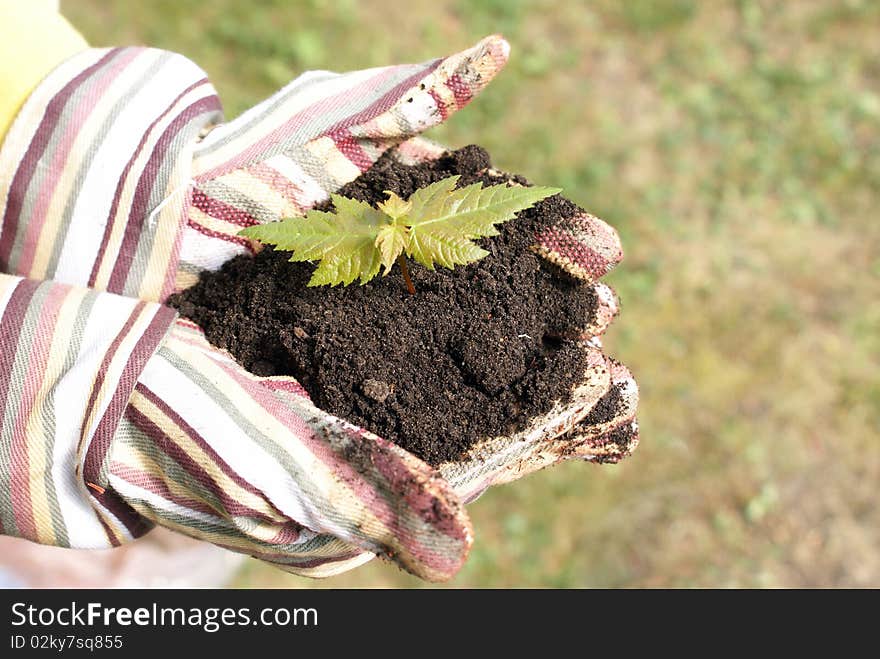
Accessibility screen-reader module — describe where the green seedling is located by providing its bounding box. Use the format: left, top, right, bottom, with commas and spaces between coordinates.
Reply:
240, 175, 560, 293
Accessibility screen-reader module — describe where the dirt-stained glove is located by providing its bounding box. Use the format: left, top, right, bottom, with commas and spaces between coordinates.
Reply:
114, 316, 471, 580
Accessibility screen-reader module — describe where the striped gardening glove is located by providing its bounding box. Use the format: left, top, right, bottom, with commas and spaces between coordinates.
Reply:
0, 37, 508, 580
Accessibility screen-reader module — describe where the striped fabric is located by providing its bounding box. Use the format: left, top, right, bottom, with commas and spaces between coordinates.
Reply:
0, 36, 514, 580
0, 274, 175, 549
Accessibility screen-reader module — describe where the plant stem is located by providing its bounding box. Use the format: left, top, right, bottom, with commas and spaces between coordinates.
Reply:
397, 254, 416, 295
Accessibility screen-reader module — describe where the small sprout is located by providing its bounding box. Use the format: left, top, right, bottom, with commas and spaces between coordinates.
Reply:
240, 175, 560, 292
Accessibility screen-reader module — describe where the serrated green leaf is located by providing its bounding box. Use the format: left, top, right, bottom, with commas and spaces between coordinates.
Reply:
239, 211, 342, 258
308, 245, 381, 286
239, 211, 338, 259
375, 224, 408, 273
404, 176, 561, 270
408, 231, 488, 270
407, 176, 561, 241
329, 193, 376, 220
240, 195, 385, 286
405, 176, 461, 219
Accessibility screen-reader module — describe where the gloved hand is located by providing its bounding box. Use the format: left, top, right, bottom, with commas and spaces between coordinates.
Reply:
0, 33, 637, 580
0, 273, 467, 580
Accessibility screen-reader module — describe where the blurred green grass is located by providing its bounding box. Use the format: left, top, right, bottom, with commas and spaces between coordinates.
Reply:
67, 0, 880, 587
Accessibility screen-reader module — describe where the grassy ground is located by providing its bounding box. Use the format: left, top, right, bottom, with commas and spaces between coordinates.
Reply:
67, 0, 880, 587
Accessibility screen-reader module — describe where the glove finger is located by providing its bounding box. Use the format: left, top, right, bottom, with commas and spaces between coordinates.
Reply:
441, 350, 639, 502
439, 343, 612, 502
179, 37, 508, 289
349, 34, 510, 141
190, 34, 509, 186
394, 136, 449, 165
111, 318, 472, 582
539, 358, 639, 464
531, 211, 624, 284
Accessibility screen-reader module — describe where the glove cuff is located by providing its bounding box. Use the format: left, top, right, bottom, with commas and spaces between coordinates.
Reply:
0, 275, 177, 548
0, 47, 223, 302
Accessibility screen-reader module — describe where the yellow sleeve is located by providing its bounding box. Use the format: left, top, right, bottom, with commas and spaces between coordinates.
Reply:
0, 1, 88, 141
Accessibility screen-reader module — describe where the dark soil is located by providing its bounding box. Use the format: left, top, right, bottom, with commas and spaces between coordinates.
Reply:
582, 382, 625, 426
170, 145, 602, 465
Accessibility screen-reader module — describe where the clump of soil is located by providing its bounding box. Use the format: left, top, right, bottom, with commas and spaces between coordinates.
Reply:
170, 145, 600, 465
